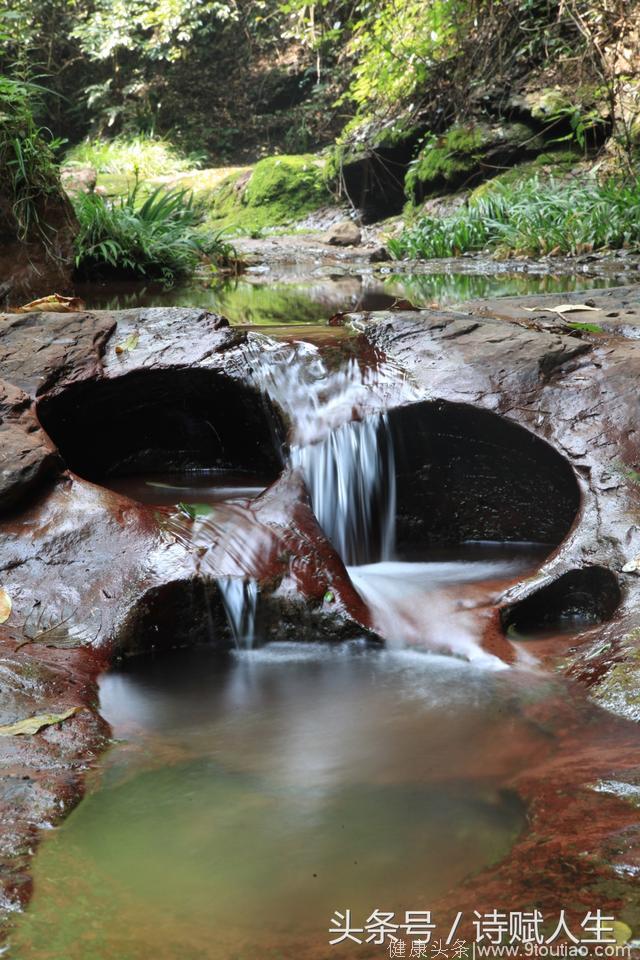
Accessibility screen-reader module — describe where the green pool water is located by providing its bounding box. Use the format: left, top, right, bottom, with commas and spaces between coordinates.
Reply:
8, 642, 562, 960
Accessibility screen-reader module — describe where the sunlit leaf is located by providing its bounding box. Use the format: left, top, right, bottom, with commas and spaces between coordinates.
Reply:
115, 331, 140, 354
551, 303, 601, 314
612, 921, 632, 946
14, 293, 85, 313
0, 706, 84, 737
0, 588, 11, 624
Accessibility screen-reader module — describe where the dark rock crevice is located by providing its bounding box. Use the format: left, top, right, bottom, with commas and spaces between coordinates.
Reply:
36, 366, 286, 483
389, 399, 580, 550
502, 566, 621, 635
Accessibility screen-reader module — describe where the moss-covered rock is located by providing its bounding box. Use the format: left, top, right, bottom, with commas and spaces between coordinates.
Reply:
326, 114, 426, 222
468, 148, 582, 202
202, 154, 331, 235
405, 122, 542, 203
509, 84, 611, 149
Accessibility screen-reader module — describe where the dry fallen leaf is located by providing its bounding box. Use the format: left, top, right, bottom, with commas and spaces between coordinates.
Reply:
0, 588, 11, 624
14, 293, 85, 314
0, 706, 84, 737
523, 303, 600, 316
551, 303, 601, 314
622, 554, 640, 574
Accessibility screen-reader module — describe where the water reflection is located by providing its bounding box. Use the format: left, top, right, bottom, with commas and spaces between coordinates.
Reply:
74, 269, 626, 322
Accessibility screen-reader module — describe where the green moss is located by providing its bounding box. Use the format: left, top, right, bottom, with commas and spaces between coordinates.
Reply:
97, 166, 250, 203
592, 640, 640, 721
405, 127, 484, 200
527, 88, 573, 121
469, 149, 581, 202
244, 155, 328, 209
203, 154, 331, 236
405, 122, 538, 202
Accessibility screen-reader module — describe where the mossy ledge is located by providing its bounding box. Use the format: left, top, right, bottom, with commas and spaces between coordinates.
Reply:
405, 122, 542, 203
203, 154, 332, 236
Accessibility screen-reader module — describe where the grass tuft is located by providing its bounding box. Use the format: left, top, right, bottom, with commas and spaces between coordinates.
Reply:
388, 176, 640, 260
66, 134, 203, 180
73, 177, 236, 282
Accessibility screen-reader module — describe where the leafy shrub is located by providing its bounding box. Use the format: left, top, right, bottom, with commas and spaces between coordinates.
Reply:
388, 176, 640, 259
196, 228, 239, 270
0, 75, 65, 245
73, 182, 203, 280
66, 134, 203, 179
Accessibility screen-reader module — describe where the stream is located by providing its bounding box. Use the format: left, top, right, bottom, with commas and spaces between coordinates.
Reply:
8, 265, 640, 959
74, 265, 628, 320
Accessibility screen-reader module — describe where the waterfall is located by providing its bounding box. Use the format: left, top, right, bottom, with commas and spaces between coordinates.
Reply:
292, 412, 396, 566
233, 333, 405, 567
217, 578, 258, 649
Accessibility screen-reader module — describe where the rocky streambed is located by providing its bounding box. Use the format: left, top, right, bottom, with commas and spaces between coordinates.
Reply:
3, 287, 640, 947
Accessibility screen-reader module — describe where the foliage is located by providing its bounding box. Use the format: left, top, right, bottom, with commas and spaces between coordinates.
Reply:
342, 0, 465, 120
0, 0, 354, 154
388, 176, 640, 259
66, 133, 202, 178
196, 228, 238, 268
2, 0, 639, 168
0, 74, 65, 246
73, 180, 203, 279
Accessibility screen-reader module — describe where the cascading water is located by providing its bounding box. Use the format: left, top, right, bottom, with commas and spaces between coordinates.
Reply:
233, 333, 409, 566
217, 577, 258, 650
291, 413, 396, 566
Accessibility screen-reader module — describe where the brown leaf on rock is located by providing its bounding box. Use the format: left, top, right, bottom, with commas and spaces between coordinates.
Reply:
13, 293, 86, 314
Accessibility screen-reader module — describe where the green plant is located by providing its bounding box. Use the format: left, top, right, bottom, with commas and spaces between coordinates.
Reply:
0, 74, 64, 247
197, 228, 238, 269
389, 176, 640, 260
73, 179, 203, 280
65, 134, 202, 178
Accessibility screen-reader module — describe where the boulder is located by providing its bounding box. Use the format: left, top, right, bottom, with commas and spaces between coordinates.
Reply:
60, 165, 97, 197
0, 305, 379, 929
323, 219, 362, 246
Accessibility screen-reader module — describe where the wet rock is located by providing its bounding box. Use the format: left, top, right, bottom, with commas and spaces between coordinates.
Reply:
4, 290, 640, 935
0, 386, 58, 514
0, 305, 382, 924
347, 295, 640, 713
366, 243, 391, 263
322, 219, 362, 246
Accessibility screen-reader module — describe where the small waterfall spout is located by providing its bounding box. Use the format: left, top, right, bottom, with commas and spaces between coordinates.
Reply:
218, 578, 258, 649
292, 412, 396, 566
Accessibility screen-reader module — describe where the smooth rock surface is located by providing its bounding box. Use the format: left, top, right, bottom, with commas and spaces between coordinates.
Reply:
322, 219, 362, 246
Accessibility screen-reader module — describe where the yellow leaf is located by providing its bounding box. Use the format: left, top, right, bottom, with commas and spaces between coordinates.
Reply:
612, 921, 632, 946
551, 303, 601, 314
523, 304, 600, 315
115, 332, 140, 354
0, 706, 84, 737
0, 588, 11, 624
